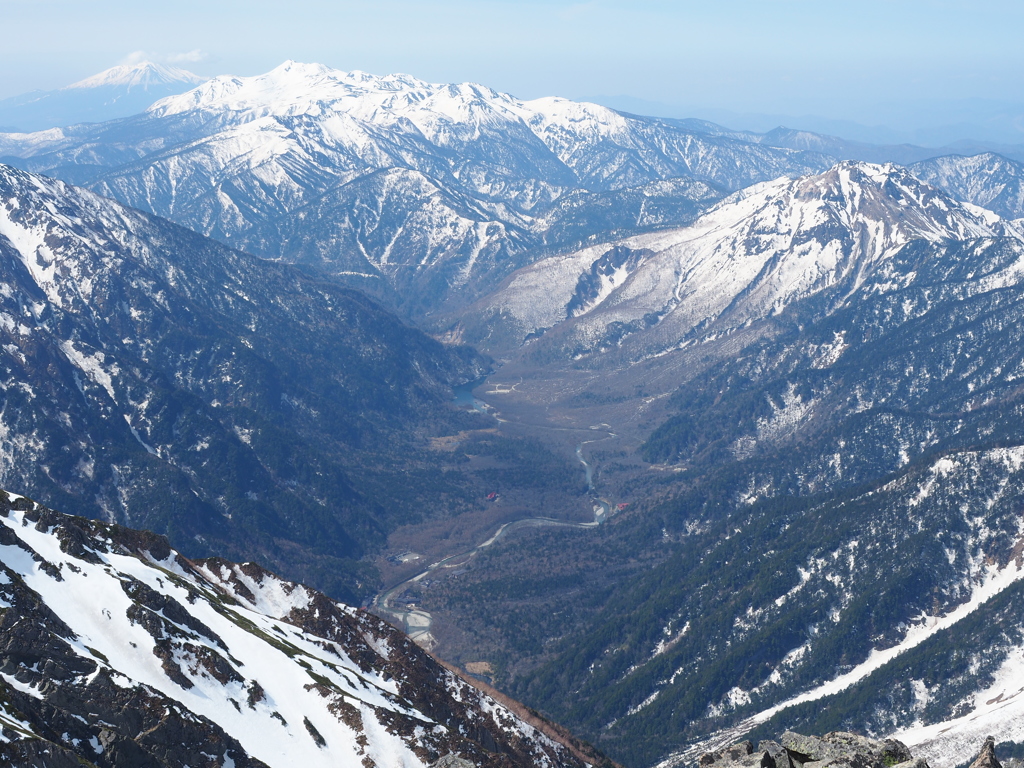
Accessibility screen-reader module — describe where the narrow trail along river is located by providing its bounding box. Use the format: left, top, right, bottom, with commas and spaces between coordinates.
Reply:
373, 382, 619, 647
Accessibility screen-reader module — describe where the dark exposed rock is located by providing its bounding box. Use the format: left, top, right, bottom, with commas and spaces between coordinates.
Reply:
780, 731, 912, 768
760, 740, 793, 768
0, 738, 94, 767
245, 679, 266, 709
566, 246, 651, 318
303, 716, 327, 748
701, 740, 759, 768
120, 575, 227, 650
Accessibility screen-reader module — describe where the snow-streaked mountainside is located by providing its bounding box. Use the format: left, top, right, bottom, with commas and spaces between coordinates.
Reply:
0, 61, 840, 317
10, 60, 1024, 768
911, 152, 1024, 220
0, 61, 206, 133
494, 227, 1024, 766
0, 489, 597, 768
420, 164, 1024, 767
461, 161, 1023, 361
0, 160, 494, 602
2, 63, 1020, 322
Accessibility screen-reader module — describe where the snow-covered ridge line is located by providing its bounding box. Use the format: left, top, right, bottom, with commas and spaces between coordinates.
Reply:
0, 490, 594, 768
464, 159, 1024, 361
0, 59, 838, 318
145, 59, 629, 155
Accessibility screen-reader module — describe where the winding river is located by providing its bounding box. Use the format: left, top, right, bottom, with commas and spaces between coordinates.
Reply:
373, 384, 617, 645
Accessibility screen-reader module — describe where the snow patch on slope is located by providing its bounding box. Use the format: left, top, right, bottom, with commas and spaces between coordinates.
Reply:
897, 647, 1024, 767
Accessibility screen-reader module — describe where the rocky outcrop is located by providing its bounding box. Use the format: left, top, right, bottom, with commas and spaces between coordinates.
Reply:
430, 756, 477, 768
700, 731, 918, 768
969, 738, 1002, 768
700, 732, 1021, 768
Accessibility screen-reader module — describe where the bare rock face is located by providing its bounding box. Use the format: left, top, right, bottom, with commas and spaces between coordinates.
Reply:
0, 739, 89, 767
431, 756, 477, 768
969, 738, 1002, 768
780, 731, 913, 768
699, 740, 759, 768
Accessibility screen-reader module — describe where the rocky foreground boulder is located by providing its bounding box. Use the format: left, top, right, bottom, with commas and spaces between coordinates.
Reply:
699, 730, 1011, 768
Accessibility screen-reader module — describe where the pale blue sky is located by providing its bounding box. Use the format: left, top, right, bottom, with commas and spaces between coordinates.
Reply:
2, 0, 1022, 140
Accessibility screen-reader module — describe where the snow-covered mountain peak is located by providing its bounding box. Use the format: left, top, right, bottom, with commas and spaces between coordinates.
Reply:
466, 160, 1024, 360
0, 61, 210, 131
272, 58, 334, 77
147, 61, 521, 125
522, 96, 633, 156
658, 160, 1022, 305
705, 160, 1015, 252
65, 60, 206, 92
0, 61, 846, 318
794, 159, 908, 199
144, 60, 646, 156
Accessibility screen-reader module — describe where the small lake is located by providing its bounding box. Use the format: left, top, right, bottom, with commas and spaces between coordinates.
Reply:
451, 377, 492, 414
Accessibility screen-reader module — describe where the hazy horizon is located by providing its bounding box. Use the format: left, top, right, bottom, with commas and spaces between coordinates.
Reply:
2, 0, 1022, 144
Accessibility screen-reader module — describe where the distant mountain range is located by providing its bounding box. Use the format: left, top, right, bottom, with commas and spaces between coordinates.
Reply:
0, 61, 206, 132
910, 152, 1024, 221
596, 95, 1024, 150
3, 61, 1023, 329
0, 61, 843, 319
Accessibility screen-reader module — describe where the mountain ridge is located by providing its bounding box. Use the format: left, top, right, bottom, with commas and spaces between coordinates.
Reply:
910, 152, 1024, 219
0, 487, 603, 768
430, 232, 1024, 767
68, 61, 206, 92
0, 60, 840, 320
459, 161, 1022, 363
